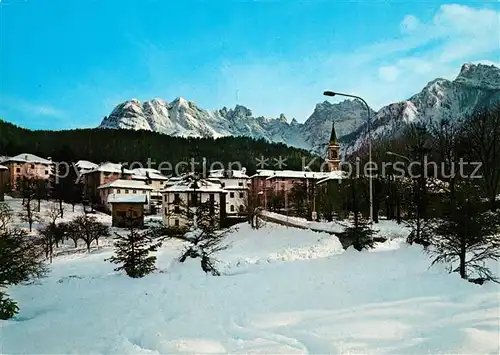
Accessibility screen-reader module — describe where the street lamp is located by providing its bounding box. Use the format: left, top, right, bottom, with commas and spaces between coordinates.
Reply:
323, 90, 374, 225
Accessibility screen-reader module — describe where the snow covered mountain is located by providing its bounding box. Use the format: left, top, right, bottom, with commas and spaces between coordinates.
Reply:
99, 63, 499, 156
344, 63, 500, 154
99, 98, 367, 155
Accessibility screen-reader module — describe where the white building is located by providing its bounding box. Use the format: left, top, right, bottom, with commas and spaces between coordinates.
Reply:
97, 179, 153, 213
161, 177, 226, 228
208, 168, 249, 219
130, 168, 169, 208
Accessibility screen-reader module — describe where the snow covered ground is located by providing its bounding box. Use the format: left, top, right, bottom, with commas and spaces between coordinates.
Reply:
1, 203, 499, 354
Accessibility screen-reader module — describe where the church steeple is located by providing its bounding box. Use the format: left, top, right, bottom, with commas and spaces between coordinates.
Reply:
329, 121, 337, 144
326, 121, 340, 171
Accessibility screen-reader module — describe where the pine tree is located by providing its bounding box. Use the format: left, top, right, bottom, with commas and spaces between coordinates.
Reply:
107, 218, 161, 278
337, 218, 375, 251
0, 226, 47, 319
428, 182, 500, 283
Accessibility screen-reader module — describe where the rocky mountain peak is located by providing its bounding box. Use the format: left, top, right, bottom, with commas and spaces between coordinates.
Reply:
455, 62, 500, 89
278, 113, 287, 123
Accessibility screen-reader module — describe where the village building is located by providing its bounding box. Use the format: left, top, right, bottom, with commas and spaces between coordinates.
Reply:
130, 168, 169, 211
208, 168, 249, 221
250, 122, 343, 211
0, 153, 54, 191
108, 195, 146, 228
75, 160, 98, 183
97, 179, 153, 213
0, 164, 8, 201
161, 177, 226, 228
81, 162, 134, 203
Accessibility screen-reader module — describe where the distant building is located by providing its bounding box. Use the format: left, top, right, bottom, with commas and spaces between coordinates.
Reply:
250, 169, 343, 211
130, 168, 169, 209
108, 194, 146, 228
97, 179, 153, 213
81, 162, 134, 203
161, 176, 226, 228
208, 168, 249, 221
75, 160, 98, 183
0, 153, 53, 191
326, 122, 341, 171
0, 164, 8, 201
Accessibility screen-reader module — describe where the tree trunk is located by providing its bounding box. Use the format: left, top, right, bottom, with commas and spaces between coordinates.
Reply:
59, 199, 64, 218
459, 240, 467, 280
490, 194, 497, 212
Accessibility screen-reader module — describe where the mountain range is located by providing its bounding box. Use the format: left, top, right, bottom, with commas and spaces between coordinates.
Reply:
99, 63, 500, 156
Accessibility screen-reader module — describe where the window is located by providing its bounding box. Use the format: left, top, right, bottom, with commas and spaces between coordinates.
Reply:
238, 182, 243, 186
174, 193, 180, 204
239, 205, 244, 212
16, 168, 20, 173
164, 208, 168, 215
209, 193, 214, 199
133, 189, 137, 194
174, 206, 180, 213
190, 193, 198, 206
125, 189, 129, 193
174, 219, 179, 227
45, 170, 49, 175
230, 205, 235, 212
142, 190, 146, 194
230, 192, 234, 198
117, 189, 121, 193
239, 192, 244, 198
30, 164, 34, 169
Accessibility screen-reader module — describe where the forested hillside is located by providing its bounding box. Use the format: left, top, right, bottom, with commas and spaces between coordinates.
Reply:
0, 119, 322, 174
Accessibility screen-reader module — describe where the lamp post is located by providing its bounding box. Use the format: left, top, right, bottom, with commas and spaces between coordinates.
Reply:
323, 90, 373, 224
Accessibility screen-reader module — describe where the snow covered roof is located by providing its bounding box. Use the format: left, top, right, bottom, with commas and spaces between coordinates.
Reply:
107, 194, 147, 204
249, 169, 277, 178
1, 153, 53, 165
0, 164, 7, 170
98, 179, 153, 190
81, 162, 133, 175
316, 171, 346, 184
162, 178, 226, 193
209, 168, 249, 179
130, 168, 169, 181
261, 170, 335, 180
75, 160, 98, 171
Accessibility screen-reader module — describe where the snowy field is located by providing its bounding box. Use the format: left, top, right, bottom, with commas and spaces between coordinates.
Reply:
1, 199, 499, 354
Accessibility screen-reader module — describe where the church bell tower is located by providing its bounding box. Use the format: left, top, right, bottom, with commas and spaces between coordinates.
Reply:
326, 121, 341, 171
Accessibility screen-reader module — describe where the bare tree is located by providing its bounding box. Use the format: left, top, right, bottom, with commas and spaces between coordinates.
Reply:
68, 215, 109, 252
462, 107, 500, 211
46, 202, 63, 226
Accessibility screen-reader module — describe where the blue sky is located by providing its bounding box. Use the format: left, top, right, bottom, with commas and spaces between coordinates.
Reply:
0, 0, 498, 130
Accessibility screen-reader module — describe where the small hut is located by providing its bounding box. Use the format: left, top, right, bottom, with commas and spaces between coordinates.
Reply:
108, 195, 146, 228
